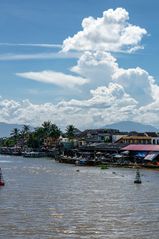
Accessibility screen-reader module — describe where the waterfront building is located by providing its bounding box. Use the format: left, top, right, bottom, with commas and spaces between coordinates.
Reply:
145, 132, 159, 144
111, 132, 128, 143
115, 132, 159, 145
122, 144, 159, 163
78, 129, 118, 145
43, 136, 60, 149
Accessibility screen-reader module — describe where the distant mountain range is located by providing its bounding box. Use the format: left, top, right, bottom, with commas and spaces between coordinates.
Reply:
104, 121, 158, 132
0, 122, 24, 138
0, 120, 158, 138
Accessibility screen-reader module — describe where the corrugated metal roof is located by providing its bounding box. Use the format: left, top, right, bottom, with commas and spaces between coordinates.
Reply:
122, 144, 159, 151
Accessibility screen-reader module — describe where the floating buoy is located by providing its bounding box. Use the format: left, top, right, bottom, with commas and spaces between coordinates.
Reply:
0, 168, 5, 186
0, 181, 5, 186
134, 169, 142, 184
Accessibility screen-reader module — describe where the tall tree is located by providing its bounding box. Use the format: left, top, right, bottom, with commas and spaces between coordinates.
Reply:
10, 128, 20, 144
66, 125, 76, 140
27, 132, 40, 149
20, 125, 31, 148
34, 127, 45, 148
21, 125, 30, 139
49, 124, 61, 139
42, 121, 52, 137
22, 125, 30, 133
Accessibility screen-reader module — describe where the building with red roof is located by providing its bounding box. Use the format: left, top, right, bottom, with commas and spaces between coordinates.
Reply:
121, 144, 159, 162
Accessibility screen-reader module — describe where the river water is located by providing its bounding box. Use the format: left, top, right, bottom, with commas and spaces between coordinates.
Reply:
0, 155, 159, 239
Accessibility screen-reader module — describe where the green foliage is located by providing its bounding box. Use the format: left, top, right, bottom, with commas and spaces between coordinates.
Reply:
0, 121, 62, 149
27, 132, 40, 149
42, 121, 52, 137
66, 125, 76, 140
10, 128, 20, 142
1, 138, 15, 147
41, 121, 61, 138
49, 124, 61, 139
99, 164, 109, 170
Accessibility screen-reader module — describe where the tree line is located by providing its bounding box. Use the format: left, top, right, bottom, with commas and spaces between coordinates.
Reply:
0, 121, 76, 149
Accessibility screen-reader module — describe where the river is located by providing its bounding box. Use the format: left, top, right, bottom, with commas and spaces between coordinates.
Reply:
0, 155, 159, 239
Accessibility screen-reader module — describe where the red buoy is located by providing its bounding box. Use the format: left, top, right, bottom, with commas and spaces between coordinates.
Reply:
0, 181, 5, 186
0, 168, 5, 187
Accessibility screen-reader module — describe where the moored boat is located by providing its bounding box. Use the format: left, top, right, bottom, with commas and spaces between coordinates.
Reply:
23, 151, 47, 158
75, 158, 87, 166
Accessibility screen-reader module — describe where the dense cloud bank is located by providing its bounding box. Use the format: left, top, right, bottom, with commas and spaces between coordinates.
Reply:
1, 8, 159, 128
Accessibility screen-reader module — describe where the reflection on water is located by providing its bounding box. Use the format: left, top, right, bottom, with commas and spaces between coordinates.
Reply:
0, 156, 159, 239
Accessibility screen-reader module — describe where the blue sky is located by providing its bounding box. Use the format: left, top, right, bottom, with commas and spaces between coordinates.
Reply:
0, 0, 159, 129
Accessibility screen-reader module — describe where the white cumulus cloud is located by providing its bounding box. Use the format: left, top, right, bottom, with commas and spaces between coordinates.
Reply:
62, 7, 147, 53
0, 89, 138, 129
3, 7, 159, 128
70, 51, 158, 107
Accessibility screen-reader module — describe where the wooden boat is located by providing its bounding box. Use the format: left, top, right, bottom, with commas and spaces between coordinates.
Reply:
23, 151, 46, 158
0, 168, 5, 186
75, 158, 87, 166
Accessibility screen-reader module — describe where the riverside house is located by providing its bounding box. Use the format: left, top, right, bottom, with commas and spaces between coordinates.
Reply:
78, 129, 119, 146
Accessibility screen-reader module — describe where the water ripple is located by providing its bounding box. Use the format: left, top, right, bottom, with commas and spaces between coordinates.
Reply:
0, 156, 159, 238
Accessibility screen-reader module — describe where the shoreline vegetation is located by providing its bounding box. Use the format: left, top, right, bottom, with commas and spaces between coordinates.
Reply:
0, 121, 159, 170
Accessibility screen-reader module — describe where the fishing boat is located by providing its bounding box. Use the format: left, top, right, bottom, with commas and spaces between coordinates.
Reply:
23, 151, 46, 158
0, 168, 5, 186
75, 158, 88, 166
134, 168, 142, 184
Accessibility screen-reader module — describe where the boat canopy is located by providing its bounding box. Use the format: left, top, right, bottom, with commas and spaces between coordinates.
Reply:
134, 151, 147, 158
144, 152, 159, 161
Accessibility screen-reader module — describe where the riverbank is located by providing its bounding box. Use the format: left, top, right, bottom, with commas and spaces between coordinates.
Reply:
57, 155, 159, 170
1, 152, 158, 171
1, 143, 159, 170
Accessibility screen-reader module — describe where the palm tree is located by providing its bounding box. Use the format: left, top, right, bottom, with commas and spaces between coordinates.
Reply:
34, 127, 45, 148
49, 124, 61, 140
22, 125, 30, 133
21, 125, 30, 138
27, 131, 40, 149
20, 125, 30, 148
42, 121, 52, 137
10, 128, 20, 143
66, 125, 76, 141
